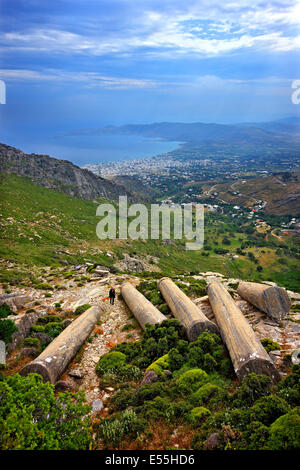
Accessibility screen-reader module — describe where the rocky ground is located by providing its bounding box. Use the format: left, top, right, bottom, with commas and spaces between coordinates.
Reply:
1, 269, 300, 414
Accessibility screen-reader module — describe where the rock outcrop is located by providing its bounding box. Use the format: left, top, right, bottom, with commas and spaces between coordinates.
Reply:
0, 143, 132, 201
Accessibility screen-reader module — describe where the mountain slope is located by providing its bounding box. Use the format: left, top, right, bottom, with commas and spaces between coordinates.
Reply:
0, 143, 131, 201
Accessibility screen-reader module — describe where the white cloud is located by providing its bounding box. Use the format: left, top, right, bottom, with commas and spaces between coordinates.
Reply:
0, 69, 157, 89
1, 1, 300, 57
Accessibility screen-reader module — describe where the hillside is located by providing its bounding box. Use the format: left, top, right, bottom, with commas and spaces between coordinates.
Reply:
1, 173, 299, 292
202, 172, 300, 216
1, 269, 299, 450
0, 143, 132, 201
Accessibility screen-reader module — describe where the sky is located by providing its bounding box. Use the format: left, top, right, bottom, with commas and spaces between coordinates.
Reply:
0, 0, 300, 160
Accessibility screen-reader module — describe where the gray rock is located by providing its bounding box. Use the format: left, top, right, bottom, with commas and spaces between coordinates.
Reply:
55, 380, 74, 392
115, 254, 148, 273
6, 310, 48, 353
68, 368, 84, 379
19, 347, 38, 358
32, 332, 52, 344
205, 433, 220, 450
92, 399, 104, 413
140, 369, 158, 386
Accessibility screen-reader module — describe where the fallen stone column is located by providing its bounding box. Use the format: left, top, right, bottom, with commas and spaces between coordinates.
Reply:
121, 281, 166, 330
207, 281, 280, 382
237, 281, 291, 321
158, 277, 219, 341
20, 306, 102, 383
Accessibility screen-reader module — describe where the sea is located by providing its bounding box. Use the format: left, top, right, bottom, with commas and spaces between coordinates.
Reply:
10, 134, 181, 166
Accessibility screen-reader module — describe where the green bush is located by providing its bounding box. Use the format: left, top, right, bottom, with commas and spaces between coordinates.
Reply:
191, 383, 223, 406
74, 304, 91, 315
31, 324, 46, 333
36, 283, 53, 290
23, 337, 39, 348
147, 354, 169, 376
260, 338, 281, 353
0, 319, 17, 344
268, 408, 300, 450
158, 304, 171, 315
96, 352, 127, 376
0, 303, 14, 319
0, 373, 92, 449
37, 315, 62, 324
98, 409, 145, 447
44, 322, 65, 338
277, 364, 300, 406
188, 406, 211, 426
231, 373, 272, 407
176, 369, 208, 394
250, 395, 290, 426
241, 421, 271, 450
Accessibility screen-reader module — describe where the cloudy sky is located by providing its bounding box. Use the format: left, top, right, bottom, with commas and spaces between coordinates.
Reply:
0, 0, 300, 155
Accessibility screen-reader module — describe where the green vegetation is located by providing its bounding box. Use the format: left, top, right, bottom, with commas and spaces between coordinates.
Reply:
74, 304, 91, 315
92, 320, 300, 450
0, 373, 92, 449
260, 338, 281, 353
1, 173, 299, 291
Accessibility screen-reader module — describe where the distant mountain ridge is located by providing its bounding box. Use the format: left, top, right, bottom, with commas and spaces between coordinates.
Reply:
0, 143, 131, 201
65, 117, 300, 145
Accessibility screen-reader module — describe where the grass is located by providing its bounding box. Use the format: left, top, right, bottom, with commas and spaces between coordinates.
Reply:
1, 173, 299, 291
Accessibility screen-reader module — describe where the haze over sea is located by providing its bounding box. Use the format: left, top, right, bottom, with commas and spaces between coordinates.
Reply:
3, 133, 181, 167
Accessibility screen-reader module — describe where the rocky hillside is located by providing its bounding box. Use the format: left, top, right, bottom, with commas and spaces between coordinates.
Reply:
0, 143, 132, 201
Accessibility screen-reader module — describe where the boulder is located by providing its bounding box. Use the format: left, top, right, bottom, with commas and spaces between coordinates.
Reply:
140, 369, 158, 386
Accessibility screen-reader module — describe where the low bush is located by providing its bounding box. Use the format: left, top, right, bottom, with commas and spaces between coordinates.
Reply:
98, 409, 145, 447
96, 352, 127, 376
74, 304, 91, 315
0, 319, 17, 344
23, 337, 39, 348
249, 395, 290, 426
0, 373, 92, 449
268, 408, 300, 450
188, 407, 211, 426
260, 338, 281, 353
176, 369, 208, 394
0, 303, 14, 319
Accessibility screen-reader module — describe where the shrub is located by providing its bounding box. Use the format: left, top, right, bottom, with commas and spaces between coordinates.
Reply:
0, 319, 17, 344
98, 409, 145, 447
0, 303, 14, 319
74, 304, 91, 315
0, 373, 92, 449
177, 369, 208, 394
110, 387, 137, 411
168, 348, 185, 371
44, 322, 65, 338
191, 383, 223, 406
188, 407, 211, 426
37, 315, 62, 324
268, 408, 300, 450
36, 283, 53, 290
23, 337, 39, 348
241, 421, 270, 450
260, 338, 281, 353
31, 324, 45, 333
147, 354, 169, 376
277, 364, 300, 406
158, 304, 170, 315
250, 395, 290, 426
231, 373, 272, 407
96, 352, 127, 376
203, 353, 218, 372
